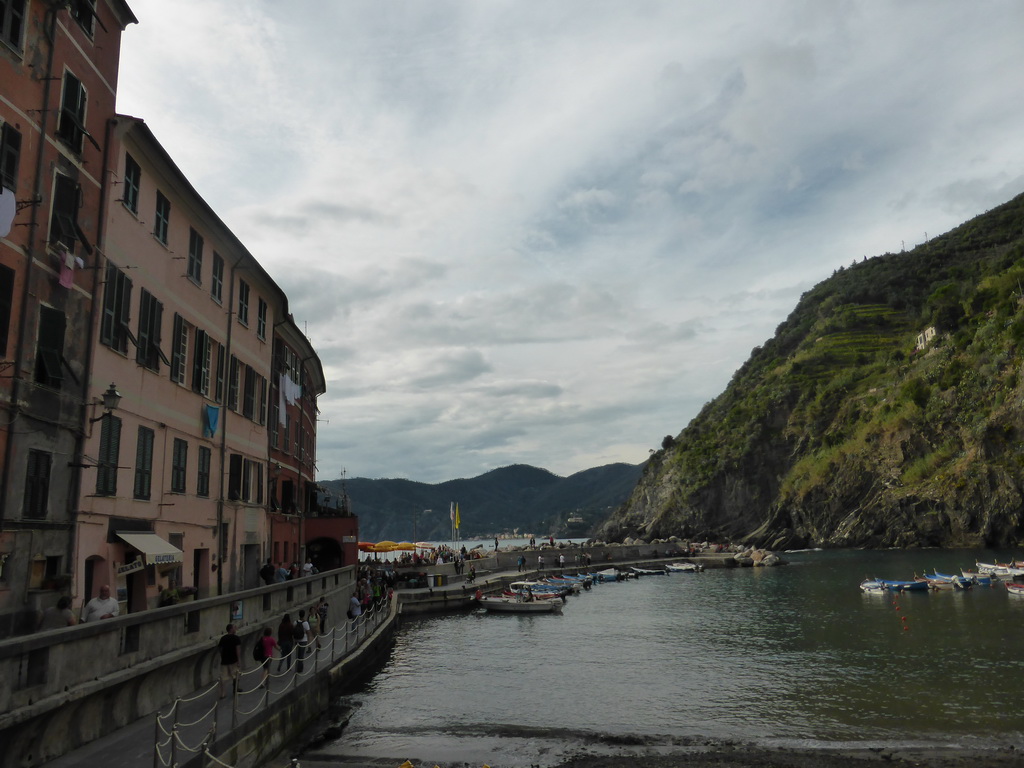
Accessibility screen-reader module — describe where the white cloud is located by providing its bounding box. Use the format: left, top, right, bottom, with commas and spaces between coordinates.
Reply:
118, 0, 1024, 481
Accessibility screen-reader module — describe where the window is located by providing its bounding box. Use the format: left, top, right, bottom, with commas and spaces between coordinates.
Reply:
169, 313, 188, 384
154, 191, 170, 244
269, 398, 279, 448
227, 454, 242, 501
1, 1, 25, 50
23, 450, 51, 519
0, 264, 13, 357
214, 344, 225, 403
49, 174, 80, 253
283, 413, 290, 453
171, 438, 187, 493
136, 289, 166, 371
242, 365, 256, 420
96, 414, 121, 496
197, 446, 211, 497
227, 355, 239, 411
57, 72, 88, 154
133, 426, 154, 500
191, 329, 211, 395
237, 280, 249, 325
211, 253, 224, 303
256, 298, 267, 340
71, 0, 97, 37
187, 227, 203, 283
258, 376, 268, 425
1, 122, 21, 192
100, 263, 132, 354
241, 459, 253, 503
122, 153, 140, 213
34, 306, 65, 389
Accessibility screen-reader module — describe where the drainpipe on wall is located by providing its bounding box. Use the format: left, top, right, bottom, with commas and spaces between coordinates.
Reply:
215, 254, 245, 595
64, 116, 117, 597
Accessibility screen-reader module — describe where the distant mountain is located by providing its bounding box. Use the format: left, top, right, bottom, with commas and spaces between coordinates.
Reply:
321, 463, 643, 542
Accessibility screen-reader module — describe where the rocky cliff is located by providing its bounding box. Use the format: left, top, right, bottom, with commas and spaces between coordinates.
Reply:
601, 190, 1024, 548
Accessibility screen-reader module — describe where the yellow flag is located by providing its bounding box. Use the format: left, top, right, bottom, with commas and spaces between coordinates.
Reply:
455, 503, 461, 529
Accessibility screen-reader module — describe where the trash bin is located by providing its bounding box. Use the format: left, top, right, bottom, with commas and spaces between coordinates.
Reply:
432, 574, 446, 587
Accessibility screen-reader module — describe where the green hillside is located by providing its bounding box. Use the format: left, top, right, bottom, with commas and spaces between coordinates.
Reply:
602, 190, 1024, 548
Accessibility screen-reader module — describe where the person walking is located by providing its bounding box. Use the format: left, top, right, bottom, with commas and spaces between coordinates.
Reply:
217, 624, 242, 699
259, 558, 275, 585
257, 627, 278, 688
277, 614, 295, 672
294, 610, 310, 674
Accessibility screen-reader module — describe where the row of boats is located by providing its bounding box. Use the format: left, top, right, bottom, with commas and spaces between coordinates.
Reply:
859, 561, 1024, 594
475, 561, 704, 613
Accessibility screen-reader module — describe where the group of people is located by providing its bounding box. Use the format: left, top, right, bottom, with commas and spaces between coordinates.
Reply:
38, 584, 119, 631
218, 596, 332, 696
259, 557, 319, 586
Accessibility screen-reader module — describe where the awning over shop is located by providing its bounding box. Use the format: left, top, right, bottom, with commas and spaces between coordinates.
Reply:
116, 532, 184, 566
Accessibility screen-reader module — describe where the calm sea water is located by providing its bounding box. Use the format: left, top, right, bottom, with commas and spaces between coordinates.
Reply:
306, 549, 1024, 766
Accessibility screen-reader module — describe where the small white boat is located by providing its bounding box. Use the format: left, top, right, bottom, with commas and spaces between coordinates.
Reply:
630, 566, 667, 576
859, 579, 886, 593
666, 562, 702, 573
478, 595, 563, 613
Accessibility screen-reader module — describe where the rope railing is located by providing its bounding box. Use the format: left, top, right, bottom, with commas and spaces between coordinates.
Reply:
152, 596, 397, 767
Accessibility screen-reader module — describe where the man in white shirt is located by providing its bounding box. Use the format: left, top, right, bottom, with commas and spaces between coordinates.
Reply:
81, 584, 120, 622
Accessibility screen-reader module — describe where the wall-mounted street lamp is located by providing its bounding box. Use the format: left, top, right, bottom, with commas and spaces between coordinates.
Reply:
89, 382, 122, 423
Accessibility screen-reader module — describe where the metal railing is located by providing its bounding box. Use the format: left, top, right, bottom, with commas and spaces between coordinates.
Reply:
153, 598, 392, 768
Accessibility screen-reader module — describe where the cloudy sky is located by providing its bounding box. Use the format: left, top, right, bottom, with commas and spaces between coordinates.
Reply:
116, 1, 1024, 483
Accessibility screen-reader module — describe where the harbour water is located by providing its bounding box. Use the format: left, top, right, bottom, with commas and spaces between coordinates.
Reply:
307, 548, 1024, 766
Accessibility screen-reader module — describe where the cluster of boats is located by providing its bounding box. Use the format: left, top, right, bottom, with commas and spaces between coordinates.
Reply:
859, 561, 1024, 594
475, 561, 704, 613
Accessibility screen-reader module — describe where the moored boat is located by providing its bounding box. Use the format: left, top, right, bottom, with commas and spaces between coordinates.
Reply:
877, 578, 929, 592
1005, 582, 1024, 596
666, 562, 703, 572
478, 595, 564, 613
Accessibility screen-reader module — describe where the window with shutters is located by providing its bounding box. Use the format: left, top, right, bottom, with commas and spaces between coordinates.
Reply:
237, 280, 249, 326
49, 173, 80, 253
169, 314, 189, 385
171, 438, 187, 493
153, 191, 170, 244
133, 426, 154, 500
227, 453, 242, 501
34, 306, 66, 390
197, 446, 211, 497
187, 228, 203, 284
242, 365, 255, 420
241, 459, 253, 502
214, 344, 225, 403
23, 450, 51, 519
71, 0, 97, 37
1, 123, 21, 192
256, 298, 267, 340
96, 414, 121, 496
227, 355, 239, 412
269, 398, 279, 448
56, 72, 87, 154
100, 264, 132, 353
122, 153, 140, 213
258, 375, 268, 425
191, 329, 211, 395
283, 413, 290, 453
1, 1, 25, 51
136, 289, 166, 372
211, 253, 224, 303
0, 264, 13, 357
